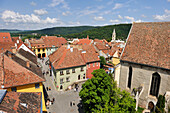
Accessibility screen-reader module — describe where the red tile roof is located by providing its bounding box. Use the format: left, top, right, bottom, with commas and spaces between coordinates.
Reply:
0, 53, 45, 88
0, 42, 15, 53
95, 42, 109, 50
29, 38, 46, 48
49, 46, 86, 69
0, 33, 12, 42
0, 92, 41, 113
121, 22, 170, 69
81, 45, 100, 63
41, 36, 67, 48
76, 39, 92, 45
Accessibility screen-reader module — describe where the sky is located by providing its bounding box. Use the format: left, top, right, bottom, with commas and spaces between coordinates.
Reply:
0, 0, 169, 30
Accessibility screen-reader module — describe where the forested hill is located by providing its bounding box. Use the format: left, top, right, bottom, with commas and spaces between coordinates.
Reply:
20, 26, 97, 35
64, 24, 132, 41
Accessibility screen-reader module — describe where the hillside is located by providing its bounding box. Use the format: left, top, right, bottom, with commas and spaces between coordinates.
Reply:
0, 29, 22, 33
64, 24, 132, 41
20, 26, 97, 35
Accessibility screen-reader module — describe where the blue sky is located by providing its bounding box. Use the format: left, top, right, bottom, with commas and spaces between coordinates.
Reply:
0, 0, 169, 30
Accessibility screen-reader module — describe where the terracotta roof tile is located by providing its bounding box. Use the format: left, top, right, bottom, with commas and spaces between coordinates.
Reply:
0, 42, 15, 53
121, 22, 170, 69
49, 46, 86, 69
0, 33, 12, 42
0, 52, 45, 88
41, 36, 67, 48
0, 92, 41, 113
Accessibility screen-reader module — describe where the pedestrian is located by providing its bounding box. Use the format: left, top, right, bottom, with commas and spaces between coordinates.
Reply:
46, 87, 48, 91
70, 101, 72, 107
52, 98, 55, 103
49, 87, 51, 90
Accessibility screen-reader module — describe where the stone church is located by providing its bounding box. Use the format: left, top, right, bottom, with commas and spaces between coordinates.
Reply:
119, 22, 170, 111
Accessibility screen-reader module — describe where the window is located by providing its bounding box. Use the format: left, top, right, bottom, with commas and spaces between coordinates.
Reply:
66, 77, 70, 82
81, 67, 84, 71
33, 49, 35, 52
93, 63, 95, 67
88, 64, 90, 68
66, 69, 70, 74
6, 37, 8, 38
60, 78, 64, 84
96, 62, 98, 66
3, 37, 5, 39
60, 85, 63, 90
78, 75, 81, 80
43, 48, 45, 51
11, 87, 17, 92
60, 71, 64, 75
72, 69, 75, 73
127, 66, 132, 89
150, 72, 161, 97
38, 45, 40, 47
35, 83, 39, 89
83, 74, 86, 79
38, 49, 40, 52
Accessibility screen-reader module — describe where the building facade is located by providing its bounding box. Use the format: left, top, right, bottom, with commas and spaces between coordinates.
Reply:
119, 22, 170, 111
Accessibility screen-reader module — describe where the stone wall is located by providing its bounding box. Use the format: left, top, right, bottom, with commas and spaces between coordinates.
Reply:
119, 62, 170, 108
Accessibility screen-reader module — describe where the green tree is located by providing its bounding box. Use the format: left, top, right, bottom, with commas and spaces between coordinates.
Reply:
99, 56, 106, 68
155, 95, 165, 113
79, 69, 112, 113
79, 69, 136, 113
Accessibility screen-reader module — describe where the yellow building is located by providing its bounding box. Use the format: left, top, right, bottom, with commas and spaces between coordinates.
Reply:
29, 38, 47, 58
112, 50, 120, 65
1, 52, 47, 112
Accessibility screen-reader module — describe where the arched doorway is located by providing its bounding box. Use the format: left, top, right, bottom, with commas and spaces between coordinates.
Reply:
38, 54, 41, 58
60, 85, 63, 90
42, 53, 46, 57
148, 101, 154, 112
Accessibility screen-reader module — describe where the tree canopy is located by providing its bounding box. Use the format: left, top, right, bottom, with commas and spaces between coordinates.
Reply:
79, 69, 136, 113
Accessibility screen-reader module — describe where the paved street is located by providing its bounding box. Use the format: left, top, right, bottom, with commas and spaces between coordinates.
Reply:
38, 57, 84, 113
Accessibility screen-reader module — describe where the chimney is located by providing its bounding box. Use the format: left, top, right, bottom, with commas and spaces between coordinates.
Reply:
70, 47, 73, 52
8, 53, 12, 58
17, 40, 19, 44
67, 44, 70, 49
11, 46, 16, 54
15, 43, 17, 49
26, 61, 30, 68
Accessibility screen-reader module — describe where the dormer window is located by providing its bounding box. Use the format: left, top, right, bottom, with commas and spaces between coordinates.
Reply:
11, 87, 17, 92
3, 37, 5, 39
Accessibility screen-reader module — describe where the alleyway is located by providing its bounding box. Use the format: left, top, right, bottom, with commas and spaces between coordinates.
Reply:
38, 57, 84, 113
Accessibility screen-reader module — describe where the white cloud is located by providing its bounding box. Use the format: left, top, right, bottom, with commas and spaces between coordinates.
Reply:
135, 20, 142, 23
124, 16, 135, 22
78, 8, 98, 17
48, 0, 69, 9
110, 19, 120, 23
62, 11, 70, 16
118, 15, 123, 19
153, 9, 170, 21
165, 9, 170, 14
34, 9, 48, 15
94, 16, 105, 21
68, 21, 80, 25
113, 3, 123, 10
30, 1, 36, 6
1, 10, 61, 24
141, 14, 146, 18
167, 0, 170, 2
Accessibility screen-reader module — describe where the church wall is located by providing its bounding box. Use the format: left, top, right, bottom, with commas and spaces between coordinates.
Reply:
119, 61, 170, 108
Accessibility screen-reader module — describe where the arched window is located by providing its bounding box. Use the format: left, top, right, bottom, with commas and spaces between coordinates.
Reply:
150, 72, 161, 97
127, 66, 132, 89
78, 75, 80, 80
38, 54, 41, 58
